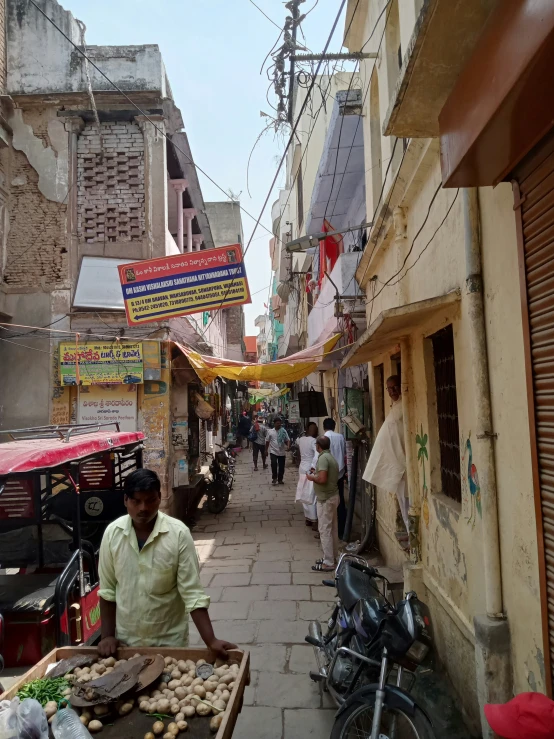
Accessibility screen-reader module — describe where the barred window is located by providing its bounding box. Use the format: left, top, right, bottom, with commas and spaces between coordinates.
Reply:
431, 325, 461, 502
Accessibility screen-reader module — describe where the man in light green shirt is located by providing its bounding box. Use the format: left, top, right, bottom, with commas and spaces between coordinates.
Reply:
306, 436, 339, 572
98, 468, 235, 658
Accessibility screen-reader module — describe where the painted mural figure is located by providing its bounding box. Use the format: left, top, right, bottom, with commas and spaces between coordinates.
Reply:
416, 426, 429, 527
462, 431, 482, 527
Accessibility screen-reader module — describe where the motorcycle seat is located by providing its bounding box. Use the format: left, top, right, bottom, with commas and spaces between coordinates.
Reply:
338, 563, 379, 611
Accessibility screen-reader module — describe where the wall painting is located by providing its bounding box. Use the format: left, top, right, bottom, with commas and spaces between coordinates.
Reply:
416, 426, 429, 527
461, 431, 482, 527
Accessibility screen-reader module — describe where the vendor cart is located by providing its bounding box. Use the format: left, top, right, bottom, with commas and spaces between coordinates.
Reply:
0, 424, 144, 668
0, 646, 250, 739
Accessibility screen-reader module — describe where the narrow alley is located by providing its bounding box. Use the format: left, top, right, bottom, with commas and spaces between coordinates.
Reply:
191, 452, 337, 739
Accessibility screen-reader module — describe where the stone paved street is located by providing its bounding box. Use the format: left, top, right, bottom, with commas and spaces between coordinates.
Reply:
191, 449, 337, 738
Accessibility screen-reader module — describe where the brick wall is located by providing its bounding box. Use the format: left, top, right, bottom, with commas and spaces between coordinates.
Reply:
3, 149, 67, 287
77, 122, 145, 243
225, 305, 244, 344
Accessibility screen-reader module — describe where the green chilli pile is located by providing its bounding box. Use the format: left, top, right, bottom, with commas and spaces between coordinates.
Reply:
16, 676, 71, 709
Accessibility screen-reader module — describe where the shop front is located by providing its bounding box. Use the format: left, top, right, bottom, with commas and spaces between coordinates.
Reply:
53, 340, 173, 509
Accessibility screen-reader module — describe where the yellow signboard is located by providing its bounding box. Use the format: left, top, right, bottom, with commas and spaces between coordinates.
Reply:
59, 342, 143, 385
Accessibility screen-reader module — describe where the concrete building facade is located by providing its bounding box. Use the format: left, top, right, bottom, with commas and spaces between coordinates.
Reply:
340, 1, 548, 735
0, 0, 238, 514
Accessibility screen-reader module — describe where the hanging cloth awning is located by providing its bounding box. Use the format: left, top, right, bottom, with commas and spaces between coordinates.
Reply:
175, 335, 340, 385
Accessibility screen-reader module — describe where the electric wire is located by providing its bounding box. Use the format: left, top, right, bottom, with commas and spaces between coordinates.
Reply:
27, 0, 350, 348
274, 0, 392, 331
202, 0, 350, 335
246, 0, 282, 30
365, 187, 461, 309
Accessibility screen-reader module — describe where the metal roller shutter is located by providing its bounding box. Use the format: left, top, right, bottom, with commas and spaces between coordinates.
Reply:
513, 128, 554, 695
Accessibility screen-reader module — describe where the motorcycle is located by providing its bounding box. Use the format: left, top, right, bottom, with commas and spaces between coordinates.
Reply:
306, 554, 435, 739
205, 444, 235, 514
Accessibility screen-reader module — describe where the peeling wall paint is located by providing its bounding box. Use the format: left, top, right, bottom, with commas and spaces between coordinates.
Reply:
138, 360, 171, 509
9, 109, 68, 202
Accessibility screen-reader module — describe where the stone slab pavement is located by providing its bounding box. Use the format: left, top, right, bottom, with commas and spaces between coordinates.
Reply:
191, 449, 337, 739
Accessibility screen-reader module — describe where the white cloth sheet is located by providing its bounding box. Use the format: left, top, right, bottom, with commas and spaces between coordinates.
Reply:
296, 435, 317, 521
363, 399, 408, 530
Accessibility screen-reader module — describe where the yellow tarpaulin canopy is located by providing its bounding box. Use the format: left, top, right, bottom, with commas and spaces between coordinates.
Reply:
176, 335, 340, 385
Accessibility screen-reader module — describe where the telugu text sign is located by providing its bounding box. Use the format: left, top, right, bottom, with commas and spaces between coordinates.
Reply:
59, 342, 143, 385
78, 384, 138, 432
118, 245, 251, 326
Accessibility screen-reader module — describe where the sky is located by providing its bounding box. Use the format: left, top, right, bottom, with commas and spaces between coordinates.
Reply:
60, 0, 347, 340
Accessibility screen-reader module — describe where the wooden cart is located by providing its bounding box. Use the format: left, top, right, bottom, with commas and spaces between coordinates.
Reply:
0, 646, 250, 739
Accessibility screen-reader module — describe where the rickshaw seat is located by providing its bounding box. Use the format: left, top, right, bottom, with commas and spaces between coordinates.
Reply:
0, 574, 57, 614
0, 526, 73, 568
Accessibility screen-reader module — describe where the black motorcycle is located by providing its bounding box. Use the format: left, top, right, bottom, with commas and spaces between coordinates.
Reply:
205, 444, 235, 514
306, 554, 435, 739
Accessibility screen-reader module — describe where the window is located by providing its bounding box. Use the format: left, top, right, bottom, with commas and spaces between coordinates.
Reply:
431, 325, 461, 502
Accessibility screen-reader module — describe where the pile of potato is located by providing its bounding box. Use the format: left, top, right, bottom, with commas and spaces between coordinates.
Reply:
66, 654, 238, 735
137, 656, 238, 734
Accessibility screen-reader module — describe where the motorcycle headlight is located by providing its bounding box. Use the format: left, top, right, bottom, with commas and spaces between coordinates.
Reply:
406, 640, 429, 664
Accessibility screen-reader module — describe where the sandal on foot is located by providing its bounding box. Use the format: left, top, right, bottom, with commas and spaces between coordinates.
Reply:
312, 562, 334, 572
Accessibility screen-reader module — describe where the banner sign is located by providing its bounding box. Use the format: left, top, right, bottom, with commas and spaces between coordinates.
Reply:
59, 342, 143, 385
78, 385, 138, 431
118, 244, 251, 326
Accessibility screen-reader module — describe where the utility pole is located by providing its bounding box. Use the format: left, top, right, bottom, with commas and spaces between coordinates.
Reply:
287, 1, 301, 125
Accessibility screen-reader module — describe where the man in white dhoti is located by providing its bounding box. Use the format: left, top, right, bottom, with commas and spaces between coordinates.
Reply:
362, 375, 409, 532
295, 422, 319, 527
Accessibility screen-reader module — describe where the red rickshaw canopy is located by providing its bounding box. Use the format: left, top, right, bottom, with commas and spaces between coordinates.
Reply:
0, 431, 144, 475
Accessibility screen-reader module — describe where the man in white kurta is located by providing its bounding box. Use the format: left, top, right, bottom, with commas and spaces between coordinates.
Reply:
362, 376, 409, 531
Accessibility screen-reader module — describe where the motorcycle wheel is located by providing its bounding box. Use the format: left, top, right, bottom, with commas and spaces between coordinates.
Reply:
206, 481, 230, 514
331, 700, 435, 739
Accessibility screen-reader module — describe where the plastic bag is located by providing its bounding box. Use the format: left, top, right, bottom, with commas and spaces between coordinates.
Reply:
296, 475, 316, 505
0, 698, 17, 739
16, 699, 48, 739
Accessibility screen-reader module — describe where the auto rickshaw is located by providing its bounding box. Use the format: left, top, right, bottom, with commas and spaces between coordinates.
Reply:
0, 423, 144, 667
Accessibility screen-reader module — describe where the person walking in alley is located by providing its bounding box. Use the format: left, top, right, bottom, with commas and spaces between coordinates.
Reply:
362, 375, 409, 535
295, 421, 319, 528
98, 468, 236, 657
236, 411, 252, 449
265, 416, 290, 485
252, 414, 269, 471
323, 417, 347, 538
307, 435, 339, 572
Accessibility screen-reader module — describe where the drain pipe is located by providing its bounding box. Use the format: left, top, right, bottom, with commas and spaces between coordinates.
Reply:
342, 442, 359, 542
463, 188, 511, 735
464, 188, 503, 618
